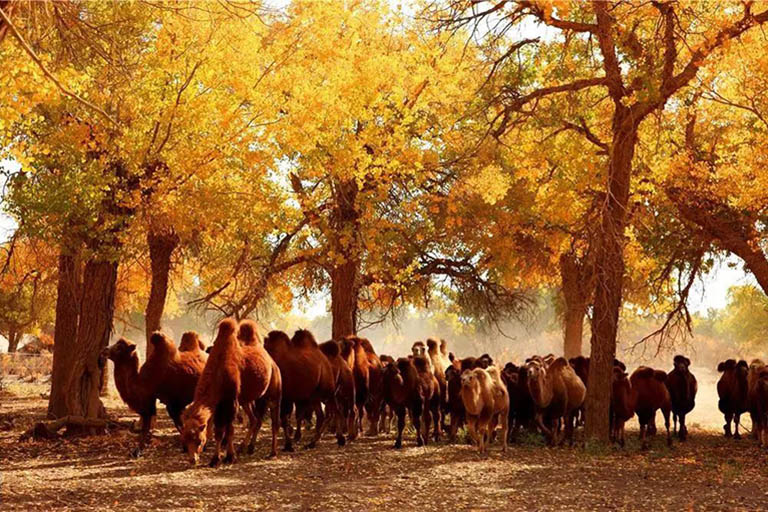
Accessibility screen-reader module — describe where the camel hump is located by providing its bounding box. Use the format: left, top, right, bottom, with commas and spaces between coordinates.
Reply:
359, 337, 376, 354
653, 370, 667, 382
396, 357, 413, 372
549, 357, 569, 372
149, 332, 176, 354
633, 366, 655, 380
413, 355, 430, 373
238, 319, 260, 345
291, 329, 319, 349
218, 318, 238, 337
179, 331, 201, 352
319, 340, 341, 358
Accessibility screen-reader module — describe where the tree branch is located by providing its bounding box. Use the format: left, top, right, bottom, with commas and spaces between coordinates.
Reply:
0, 6, 119, 127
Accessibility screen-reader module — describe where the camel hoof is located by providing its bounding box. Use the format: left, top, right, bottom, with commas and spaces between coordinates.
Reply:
337, 434, 346, 447
266, 451, 277, 460
283, 444, 294, 452
393, 440, 402, 449
247, 444, 256, 455
209, 456, 221, 468
304, 441, 317, 450
223, 453, 236, 465
734, 433, 742, 440
130, 447, 143, 458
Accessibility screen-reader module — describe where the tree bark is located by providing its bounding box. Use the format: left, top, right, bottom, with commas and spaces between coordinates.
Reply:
7, 330, 20, 353
48, 248, 83, 419
563, 303, 587, 359
584, 109, 637, 442
560, 252, 593, 359
64, 257, 118, 424
330, 178, 360, 340
331, 259, 358, 339
144, 229, 179, 357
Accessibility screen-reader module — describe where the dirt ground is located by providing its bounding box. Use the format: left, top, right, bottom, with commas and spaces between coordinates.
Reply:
2, 380, 768, 511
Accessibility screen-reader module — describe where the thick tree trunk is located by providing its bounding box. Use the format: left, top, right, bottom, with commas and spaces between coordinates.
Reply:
7, 330, 20, 353
64, 258, 118, 423
48, 249, 83, 419
584, 111, 637, 443
330, 178, 360, 340
144, 229, 179, 357
560, 252, 592, 359
331, 259, 359, 339
563, 303, 587, 359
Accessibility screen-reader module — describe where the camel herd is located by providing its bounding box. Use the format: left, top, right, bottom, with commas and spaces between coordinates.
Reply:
97, 318, 767, 467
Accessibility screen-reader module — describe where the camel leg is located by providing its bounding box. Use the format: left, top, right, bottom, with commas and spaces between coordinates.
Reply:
411, 402, 424, 447
640, 423, 648, 451
293, 402, 308, 444
535, 413, 553, 444
500, 412, 509, 452
431, 400, 441, 442
329, 398, 346, 447
209, 423, 225, 468
679, 412, 687, 441
467, 417, 480, 451
734, 413, 742, 440
347, 405, 358, 441
378, 404, 388, 434
394, 405, 406, 449
422, 401, 432, 446
305, 401, 327, 449
723, 411, 733, 438
223, 422, 237, 465
281, 400, 294, 452
366, 397, 382, 436
449, 409, 461, 443
663, 408, 672, 447
132, 413, 153, 458
618, 420, 626, 448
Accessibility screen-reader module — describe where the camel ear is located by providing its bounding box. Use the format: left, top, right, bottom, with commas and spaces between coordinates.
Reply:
717, 361, 726, 372
685, 357, 691, 367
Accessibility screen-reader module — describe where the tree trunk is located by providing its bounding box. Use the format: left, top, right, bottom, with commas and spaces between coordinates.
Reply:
584, 110, 637, 443
330, 178, 360, 340
331, 259, 358, 339
64, 257, 118, 423
7, 330, 20, 353
560, 252, 593, 359
563, 303, 587, 360
144, 229, 179, 357
48, 249, 83, 419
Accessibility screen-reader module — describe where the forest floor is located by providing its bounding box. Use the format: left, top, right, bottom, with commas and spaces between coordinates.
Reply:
2, 379, 768, 511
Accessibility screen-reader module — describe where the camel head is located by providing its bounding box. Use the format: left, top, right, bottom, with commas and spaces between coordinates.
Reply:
100, 338, 137, 368
181, 409, 208, 466
673, 355, 691, 374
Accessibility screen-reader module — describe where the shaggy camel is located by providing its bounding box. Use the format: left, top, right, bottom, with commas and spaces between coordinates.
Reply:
611, 365, 636, 447
100, 332, 206, 457
237, 319, 282, 458
181, 319, 242, 467
630, 366, 672, 450
717, 359, 749, 439
320, 340, 357, 440
460, 366, 509, 453
264, 329, 342, 451
382, 357, 433, 448
525, 357, 585, 446
666, 355, 697, 441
